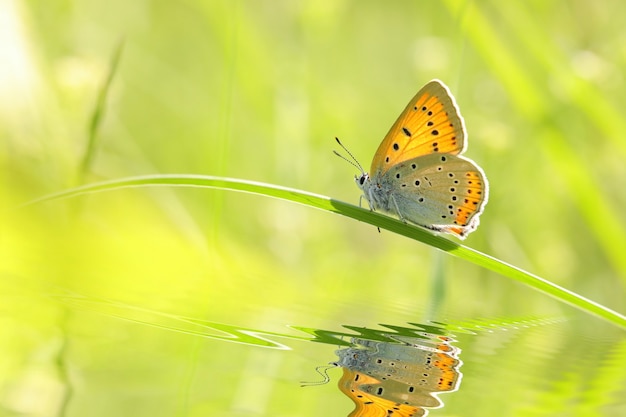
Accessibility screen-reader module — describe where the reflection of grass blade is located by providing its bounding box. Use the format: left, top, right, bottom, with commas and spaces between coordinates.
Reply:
23, 174, 626, 330
52, 288, 565, 350
584, 337, 626, 408
54, 291, 303, 349
78, 40, 124, 183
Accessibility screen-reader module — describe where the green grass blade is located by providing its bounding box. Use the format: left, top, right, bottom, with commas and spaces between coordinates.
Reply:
22, 174, 626, 330
78, 40, 124, 183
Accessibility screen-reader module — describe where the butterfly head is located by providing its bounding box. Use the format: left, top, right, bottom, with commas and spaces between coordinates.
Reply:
355, 172, 370, 190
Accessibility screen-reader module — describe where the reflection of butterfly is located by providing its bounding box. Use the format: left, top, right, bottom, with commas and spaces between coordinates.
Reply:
338, 368, 425, 417
338, 80, 488, 239
335, 337, 461, 417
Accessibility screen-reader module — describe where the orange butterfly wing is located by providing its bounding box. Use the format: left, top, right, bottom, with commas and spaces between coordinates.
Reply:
338, 369, 426, 417
370, 80, 466, 175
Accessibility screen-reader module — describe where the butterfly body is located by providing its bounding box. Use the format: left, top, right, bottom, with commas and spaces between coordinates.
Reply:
353, 80, 488, 239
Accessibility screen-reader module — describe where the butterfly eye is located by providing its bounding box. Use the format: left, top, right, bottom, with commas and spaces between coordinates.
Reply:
359, 174, 369, 185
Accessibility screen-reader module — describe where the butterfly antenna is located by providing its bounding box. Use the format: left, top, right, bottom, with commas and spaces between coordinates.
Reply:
334, 137, 365, 174
300, 364, 336, 387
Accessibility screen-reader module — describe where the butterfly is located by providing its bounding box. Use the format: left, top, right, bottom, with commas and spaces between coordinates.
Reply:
334, 336, 462, 417
336, 80, 488, 239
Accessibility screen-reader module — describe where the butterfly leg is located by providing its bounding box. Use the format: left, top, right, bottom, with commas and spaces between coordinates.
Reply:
390, 195, 408, 223
359, 194, 375, 212
359, 194, 381, 233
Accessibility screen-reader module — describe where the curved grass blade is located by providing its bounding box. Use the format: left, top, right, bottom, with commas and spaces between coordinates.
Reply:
22, 174, 626, 330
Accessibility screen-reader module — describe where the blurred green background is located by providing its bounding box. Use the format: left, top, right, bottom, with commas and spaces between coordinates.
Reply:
2, 1, 626, 416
